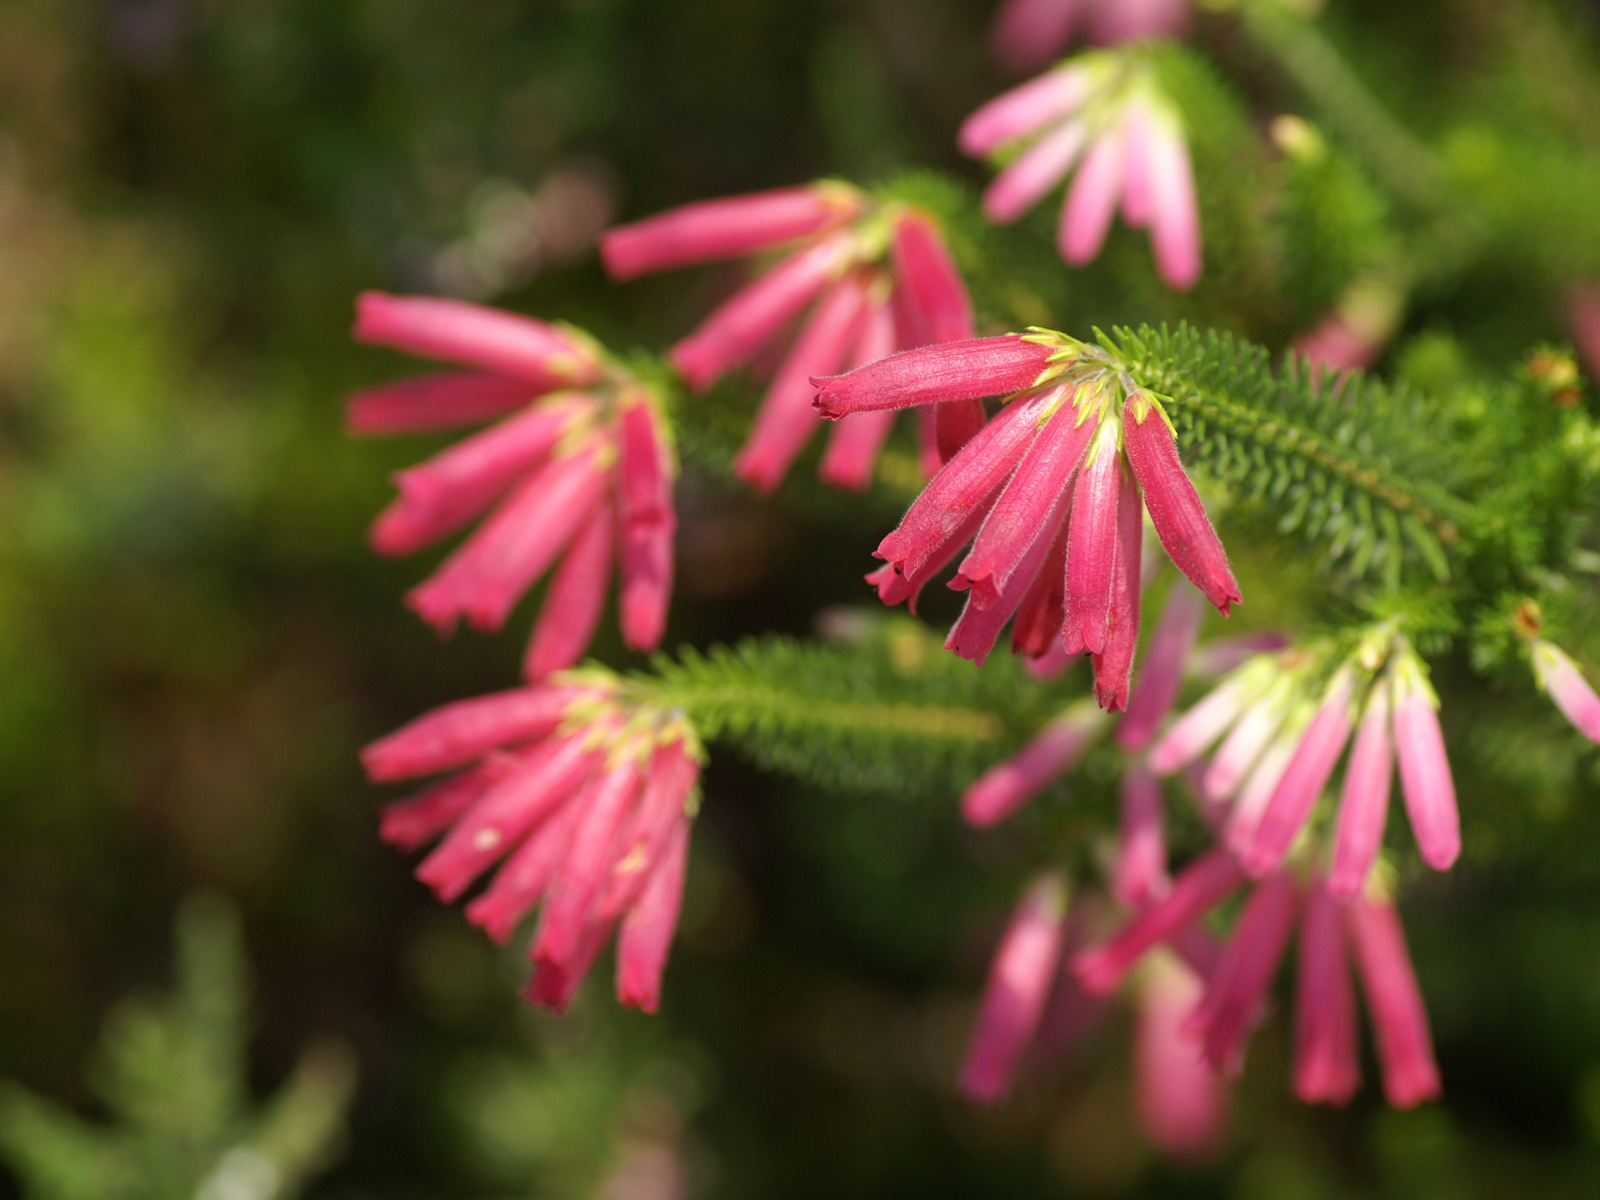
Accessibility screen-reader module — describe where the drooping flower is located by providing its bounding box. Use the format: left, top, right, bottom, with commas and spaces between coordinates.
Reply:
960, 52, 1202, 289
1292, 276, 1406, 375
1073, 856, 1442, 1107
1530, 639, 1600, 744
1146, 633, 1459, 894
814, 330, 1240, 710
350, 292, 677, 679
990, 0, 1193, 75
961, 871, 1072, 1102
363, 672, 701, 1014
961, 701, 1108, 827
600, 183, 983, 491
961, 875, 1231, 1157
1133, 949, 1230, 1163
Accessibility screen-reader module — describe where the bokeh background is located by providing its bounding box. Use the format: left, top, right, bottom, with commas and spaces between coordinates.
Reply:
4, 0, 1600, 1196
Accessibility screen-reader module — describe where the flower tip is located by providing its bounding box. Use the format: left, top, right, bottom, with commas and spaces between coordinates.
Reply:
668, 341, 718, 393
1069, 950, 1121, 998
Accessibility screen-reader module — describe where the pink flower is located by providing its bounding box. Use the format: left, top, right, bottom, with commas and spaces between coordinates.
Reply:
1329, 679, 1394, 900
814, 333, 1240, 708
1292, 277, 1405, 374
351, 294, 678, 678
600, 184, 982, 490
1115, 765, 1171, 907
1116, 582, 1206, 752
1392, 657, 1460, 873
1133, 952, 1229, 1163
1073, 847, 1245, 996
1345, 884, 1443, 1108
961, 59, 1202, 289
1184, 867, 1298, 1075
962, 703, 1107, 827
1532, 640, 1600, 744
365, 674, 701, 1014
1294, 873, 1361, 1105
961, 871, 1071, 1103
990, 0, 1192, 75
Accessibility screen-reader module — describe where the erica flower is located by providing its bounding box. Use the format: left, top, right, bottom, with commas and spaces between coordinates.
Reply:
600, 183, 983, 491
960, 52, 1202, 289
1292, 277, 1405, 374
1073, 858, 1442, 1108
363, 672, 701, 1014
1530, 640, 1600, 744
962, 701, 1107, 827
1147, 633, 1459, 895
961, 874, 1230, 1158
991, 0, 1193, 75
351, 292, 677, 679
815, 330, 1240, 710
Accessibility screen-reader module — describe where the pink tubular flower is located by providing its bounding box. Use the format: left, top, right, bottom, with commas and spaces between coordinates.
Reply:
1115, 766, 1170, 907
1531, 640, 1600, 744
1073, 848, 1245, 996
1184, 869, 1298, 1076
961, 55, 1203, 289
1294, 873, 1361, 1105
601, 183, 983, 490
365, 674, 702, 1014
351, 295, 678, 678
1345, 884, 1442, 1108
815, 332, 1240, 709
1392, 656, 1460, 872
990, 0, 1192, 75
1133, 952, 1229, 1163
1329, 681, 1394, 900
963, 703, 1107, 827
961, 871, 1071, 1103
1117, 582, 1206, 752
1238, 669, 1357, 879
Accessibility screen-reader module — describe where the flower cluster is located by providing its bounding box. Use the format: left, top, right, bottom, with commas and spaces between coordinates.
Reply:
351, 292, 676, 680
960, 51, 1202, 289
1148, 630, 1458, 897
601, 183, 980, 491
815, 330, 1240, 709
363, 672, 701, 1013
1073, 857, 1441, 1108
991, 0, 1192, 74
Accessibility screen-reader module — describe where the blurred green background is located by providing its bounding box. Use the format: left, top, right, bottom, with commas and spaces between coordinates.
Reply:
4, 0, 1600, 1196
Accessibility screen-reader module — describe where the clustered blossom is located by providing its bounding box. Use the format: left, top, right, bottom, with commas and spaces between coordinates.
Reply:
815, 330, 1240, 710
351, 292, 676, 680
1071, 854, 1442, 1108
991, 0, 1193, 75
1147, 631, 1459, 897
363, 673, 701, 1013
960, 51, 1202, 289
961, 873, 1230, 1160
600, 183, 983, 491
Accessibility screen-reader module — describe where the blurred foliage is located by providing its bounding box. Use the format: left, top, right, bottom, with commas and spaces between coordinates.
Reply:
0, 895, 355, 1200
1, 0, 1600, 1198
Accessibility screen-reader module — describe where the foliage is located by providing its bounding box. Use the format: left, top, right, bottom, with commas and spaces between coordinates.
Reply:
0, 897, 355, 1200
